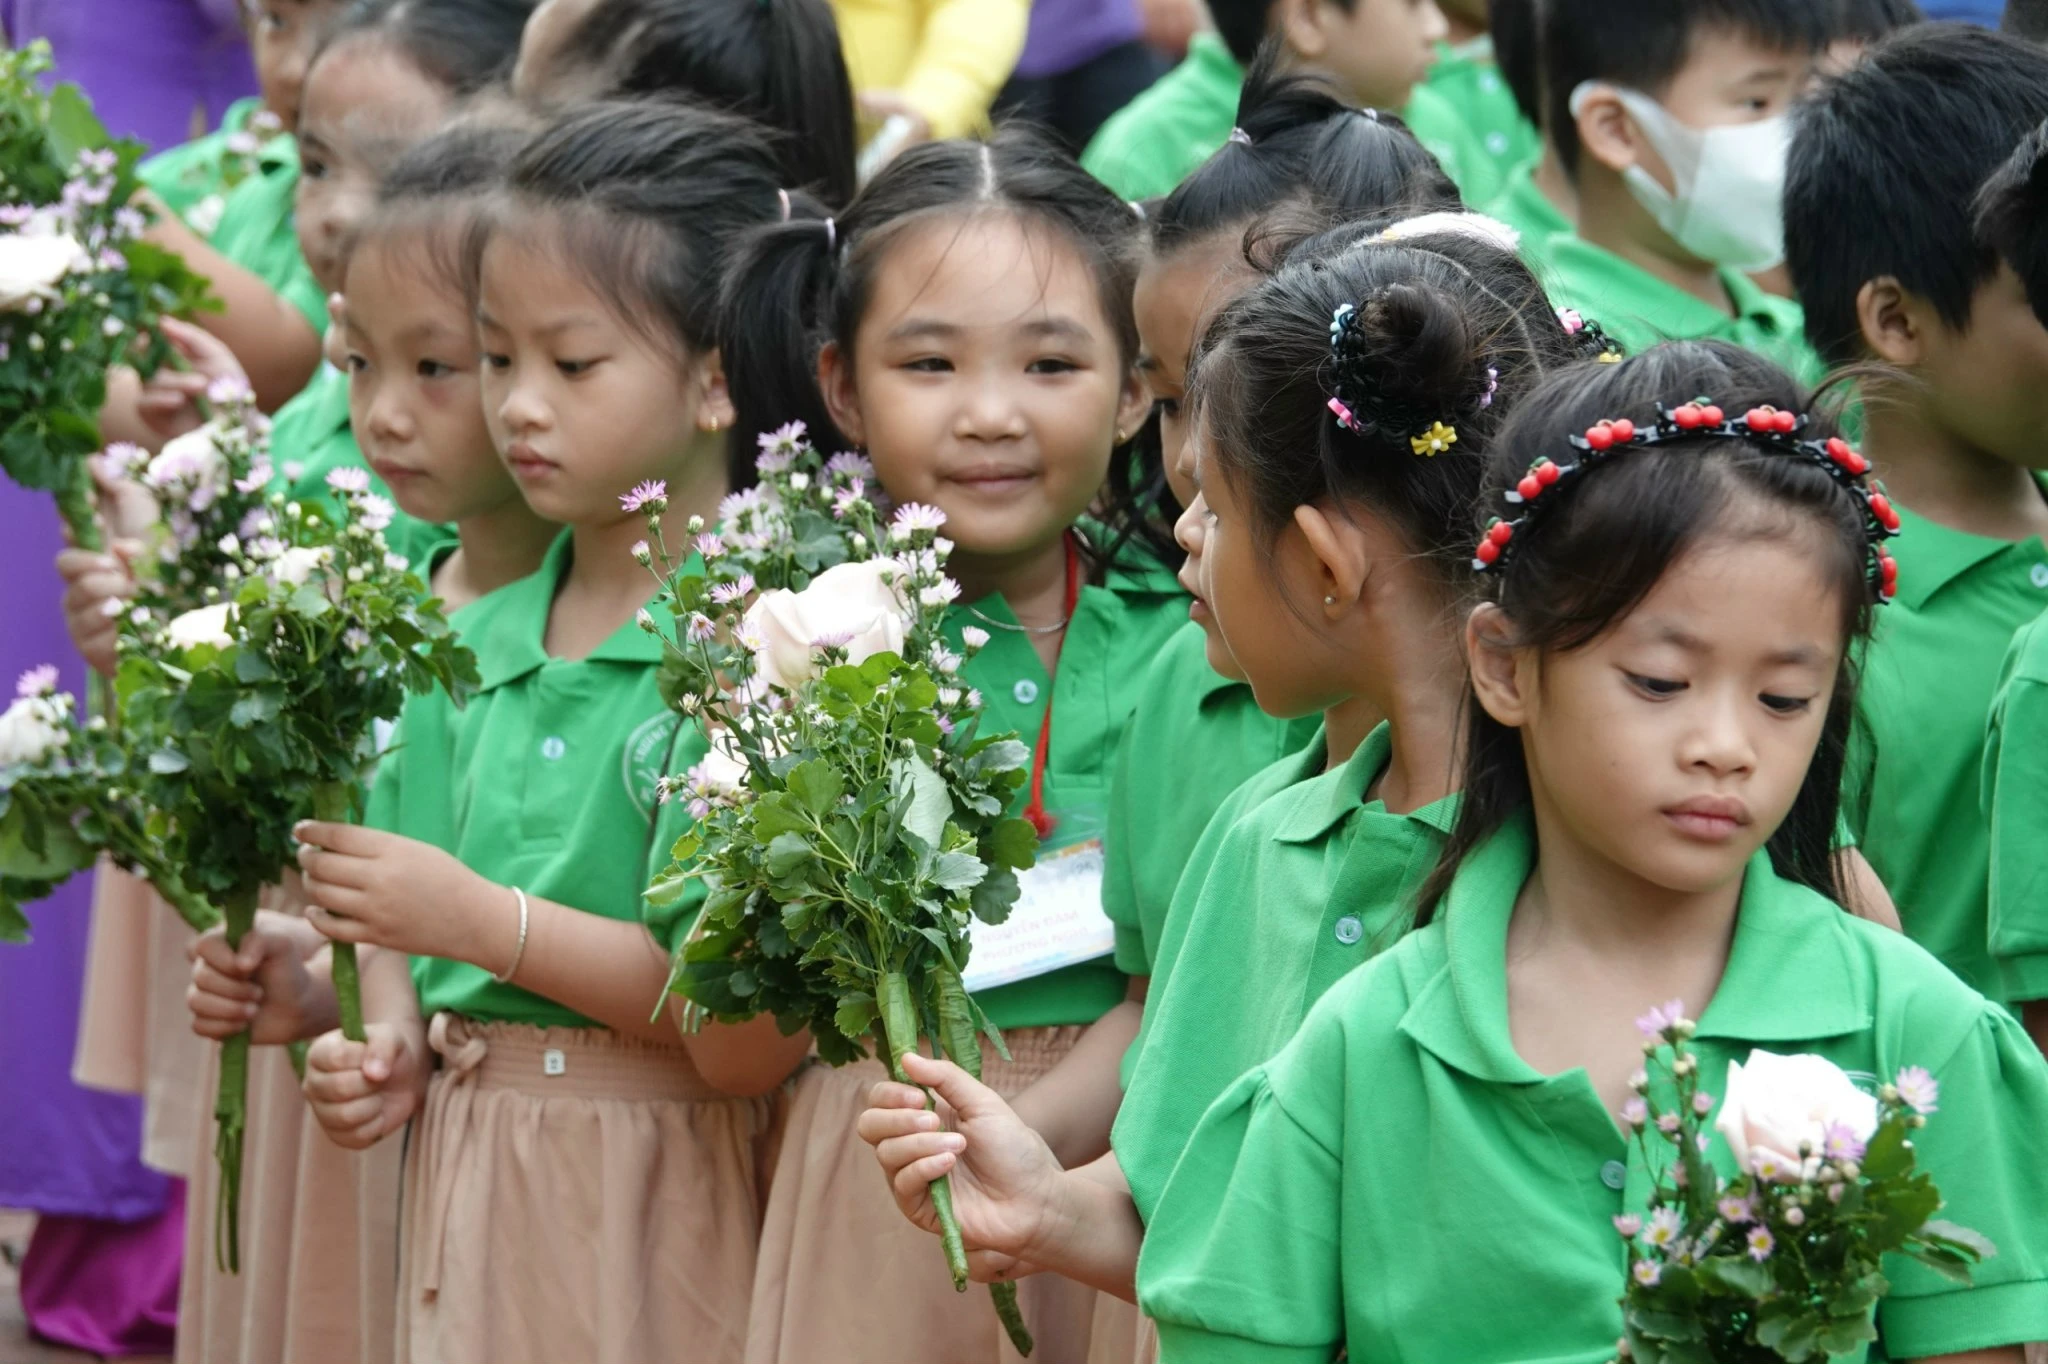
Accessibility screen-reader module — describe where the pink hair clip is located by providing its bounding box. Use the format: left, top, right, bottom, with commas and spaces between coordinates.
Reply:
1328, 396, 1360, 432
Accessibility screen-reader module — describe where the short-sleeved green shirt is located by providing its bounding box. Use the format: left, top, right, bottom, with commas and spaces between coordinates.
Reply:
138, 96, 263, 227
206, 135, 328, 336
1536, 233, 1822, 384
1102, 618, 1321, 979
1113, 721, 1459, 1220
1139, 814, 2048, 1364
1482, 161, 1571, 259
1852, 493, 2048, 1003
1081, 32, 1241, 202
950, 545, 1190, 1030
367, 531, 709, 1028
263, 364, 452, 573
1984, 607, 2048, 1003
1409, 37, 1538, 208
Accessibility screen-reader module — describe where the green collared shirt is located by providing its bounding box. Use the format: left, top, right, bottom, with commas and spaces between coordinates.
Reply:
206, 133, 328, 336
948, 544, 1190, 1030
1482, 161, 1572, 259
1140, 815, 2048, 1364
263, 365, 452, 574
138, 96, 262, 226
367, 531, 709, 1028
1536, 233, 1821, 384
1985, 607, 2048, 1003
1081, 32, 1242, 202
1102, 619, 1322, 980
1113, 721, 1459, 1221
1410, 37, 1538, 208
1852, 492, 2048, 1002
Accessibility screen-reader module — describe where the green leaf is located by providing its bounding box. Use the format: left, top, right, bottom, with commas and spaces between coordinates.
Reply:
1920, 1219, 1997, 1260
968, 863, 1020, 925
891, 755, 952, 850
750, 792, 811, 840
1902, 1244, 1978, 1285
986, 817, 1040, 870
1627, 1308, 1703, 1343
765, 831, 814, 878
857, 651, 903, 686
931, 850, 987, 891
670, 831, 703, 864
1695, 1257, 1772, 1297
1859, 1118, 1911, 1180
822, 665, 875, 705
228, 692, 281, 727
288, 583, 333, 619
788, 759, 845, 817
44, 83, 110, 167
146, 748, 189, 775
645, 864, 694, 909
0, 898, 28, 943
1815, 1315, 1877, 1356
834, 993, 877, 1040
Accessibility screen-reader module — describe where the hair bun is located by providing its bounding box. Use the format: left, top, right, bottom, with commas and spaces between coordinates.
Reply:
1328, 280, 1484, 448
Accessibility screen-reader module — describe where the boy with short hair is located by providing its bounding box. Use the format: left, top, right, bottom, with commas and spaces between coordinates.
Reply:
1974, 118, 2048, 1053
1080, 0, 1453, 200
1529, 0, 1826, 378
1785, 24, 2048, 1007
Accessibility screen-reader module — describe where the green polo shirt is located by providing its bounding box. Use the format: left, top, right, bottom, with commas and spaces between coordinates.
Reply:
1102, 619, 1322, 980
1537, 233, 1821, 385
951, 545, 1189, 1030
1411, 37, 1538, 208
1114, 721, 1459, 1221
206, 134, 328, 336
1852, 494, 2048, 1003
1985, 607, 2048, 1004
263, 364, 451, 573
1482, 161, 1571, 259
1139, 814, 2048, 1364
366, 531, 709, 1028
138, 96, 263, 227
1081, 32, 1241, 201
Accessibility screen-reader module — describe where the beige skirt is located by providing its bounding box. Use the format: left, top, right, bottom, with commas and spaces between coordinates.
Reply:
1085, 1293, 1156, 1364
396, 1016, 768, 1364
744, 1024, 1100, 1364
71, 861, 209, 1176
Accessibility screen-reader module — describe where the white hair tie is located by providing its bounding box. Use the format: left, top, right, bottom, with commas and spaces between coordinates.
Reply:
1379, 210, 1522, 255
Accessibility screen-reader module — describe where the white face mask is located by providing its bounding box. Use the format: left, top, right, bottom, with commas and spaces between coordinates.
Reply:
1569, 81, 1791, 272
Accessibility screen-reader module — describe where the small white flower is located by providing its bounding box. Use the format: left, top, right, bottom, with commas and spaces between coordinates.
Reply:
385, 553, 410, 572
355, 494, 394, 533
164, 602, 235, 652
0, 692, 69, 765
344, 628, 371, 651
217, 533, 240, 556
637, 609, 657, 632
960, 626, 990, 652
265, 545, 332, 588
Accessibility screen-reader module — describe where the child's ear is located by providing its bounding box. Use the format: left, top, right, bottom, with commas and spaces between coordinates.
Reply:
1854, 277, 1926, 367
1114, 364, 1150, 448
1292, 502, 1369, 620
1274, 0, 1332, 62
694, 349, 735, 434
1573, 85, 1643, 178
1466, 602, 1531, 729
817, 340, 867, 448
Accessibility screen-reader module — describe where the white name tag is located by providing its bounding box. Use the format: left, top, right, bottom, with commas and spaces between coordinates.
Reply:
961, 839, 1114, 992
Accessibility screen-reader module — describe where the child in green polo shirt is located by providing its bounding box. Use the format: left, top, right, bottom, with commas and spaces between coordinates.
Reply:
1418, 0, 1538, 205
1525, 0, 1824, 381
718, 126, 1184, 1364
1786, 24, 2048, 1006
1080, 0, 1449, 201
850, 212, 1594, 1314
1977, 119, 2048, 1052
1137, 341, 2048, 1364
288, 101, 810, 1364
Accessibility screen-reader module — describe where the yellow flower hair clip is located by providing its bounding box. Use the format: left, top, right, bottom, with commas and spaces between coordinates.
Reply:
1411, 421, 1458, 457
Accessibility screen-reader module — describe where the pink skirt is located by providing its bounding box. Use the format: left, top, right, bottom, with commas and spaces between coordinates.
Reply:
744, 1025, 1101, 1364
1085, 1293, 1156, 1364
396, 1016, 769, 1364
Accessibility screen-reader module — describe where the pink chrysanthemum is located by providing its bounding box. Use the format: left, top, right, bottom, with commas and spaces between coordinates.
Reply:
1822, 1122, 1866, 1163
15, 664, 59, 698
1612, 1214, 1642, 1239
620, 480, 668, 513
1746, 1228, 1774, 1263
889, 502, 947, 538
1634, 999, 1686, 1040
1894, 1066, 1939, 1115
1632, 1260, 1661, 1287
325, 467, 371, 495
1717, 1194, 1755, 1225
710, 575, 756, 606
686, 614, 716, 643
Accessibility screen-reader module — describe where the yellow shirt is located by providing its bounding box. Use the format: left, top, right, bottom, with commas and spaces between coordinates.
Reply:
831, 0, 1029, 139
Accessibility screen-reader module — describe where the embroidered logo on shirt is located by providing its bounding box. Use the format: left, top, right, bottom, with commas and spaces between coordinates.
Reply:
622, 711, 682, 818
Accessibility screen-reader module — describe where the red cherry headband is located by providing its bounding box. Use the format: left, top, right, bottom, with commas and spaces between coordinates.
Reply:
1470, 399, 1902, 603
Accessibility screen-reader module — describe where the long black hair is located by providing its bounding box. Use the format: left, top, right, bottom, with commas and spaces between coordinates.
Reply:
720, 124, 1153, 578
473, 98, 793, 485
1415, 341, 1884, 917
527, 0, 857, 206
319, 0, 538, 96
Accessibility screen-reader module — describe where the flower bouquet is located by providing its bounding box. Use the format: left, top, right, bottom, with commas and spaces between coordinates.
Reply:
1613, 1005, 1992, 1363
0, 41, 215, 549
634, 427, 1040, 1353
116, 472, 476, 1271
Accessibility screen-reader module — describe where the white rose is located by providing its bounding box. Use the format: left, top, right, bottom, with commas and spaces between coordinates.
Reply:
694, 732, 752, 795
266, 545, 333, 589
0, 232, 91, 311
165, 602, 236, 652
0, 694, 69, 766
742, 559, 909, 691
1714, 1049, 1879, 1183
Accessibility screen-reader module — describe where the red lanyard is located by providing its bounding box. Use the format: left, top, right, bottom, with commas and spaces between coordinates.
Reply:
1021, 534, 1082, 841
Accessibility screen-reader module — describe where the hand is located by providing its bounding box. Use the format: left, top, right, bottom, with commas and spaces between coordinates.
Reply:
135, 317, 252, 439
56, 539, 143, 677
185, 910, 332, 1044
303, 1020, 429, 1149
856, 1051, 1066, 1273
296, 821, 505, 965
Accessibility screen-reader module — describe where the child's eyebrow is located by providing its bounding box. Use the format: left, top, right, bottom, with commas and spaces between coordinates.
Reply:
1643, 622, 1827, 667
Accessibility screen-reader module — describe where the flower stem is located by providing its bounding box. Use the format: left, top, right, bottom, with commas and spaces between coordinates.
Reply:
877, 970, 970, 1287
55, 459, 101, 553
212, 882, 260, 1274
331, 942, 366, 1043
936, 969, 1033, 1357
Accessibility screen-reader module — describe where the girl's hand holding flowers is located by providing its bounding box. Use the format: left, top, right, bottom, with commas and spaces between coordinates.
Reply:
186, 910, 335, 1045
304, 1019, 431, 1151
296, 821, 512, 969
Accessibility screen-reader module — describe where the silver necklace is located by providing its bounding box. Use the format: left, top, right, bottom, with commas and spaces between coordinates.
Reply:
964, 603, 1072, 635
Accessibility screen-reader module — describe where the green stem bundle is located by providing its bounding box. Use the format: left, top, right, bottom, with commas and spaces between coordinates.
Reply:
212, 883, 260, 1273
331, 942, 366, 1043
878, 970, 1034, 1357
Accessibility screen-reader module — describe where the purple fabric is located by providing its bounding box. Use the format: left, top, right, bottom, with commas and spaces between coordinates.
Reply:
0, 481, 174, 1224
0, 0, 255, 153
18, 1182, 184, 1357
1013, 0, 1143, 80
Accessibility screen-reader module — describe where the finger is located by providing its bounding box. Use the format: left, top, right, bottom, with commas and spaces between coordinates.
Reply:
298, 845, 372, 892
305, 901, 372, 945
192, 960, 262, 1002
362, 1029, 407, 1084
892, 1150, 959, 1200
305, 1033, 366, 1077
896, 1053, 1004, 1121
874, 1131, 966, 1178
856, 1105, 944, 1146
864, 1079, 935, 1111
311, 1094, 385, 1132
55, 547, 120, 583
294, 820, 382, 855
191, 932, 252, 976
